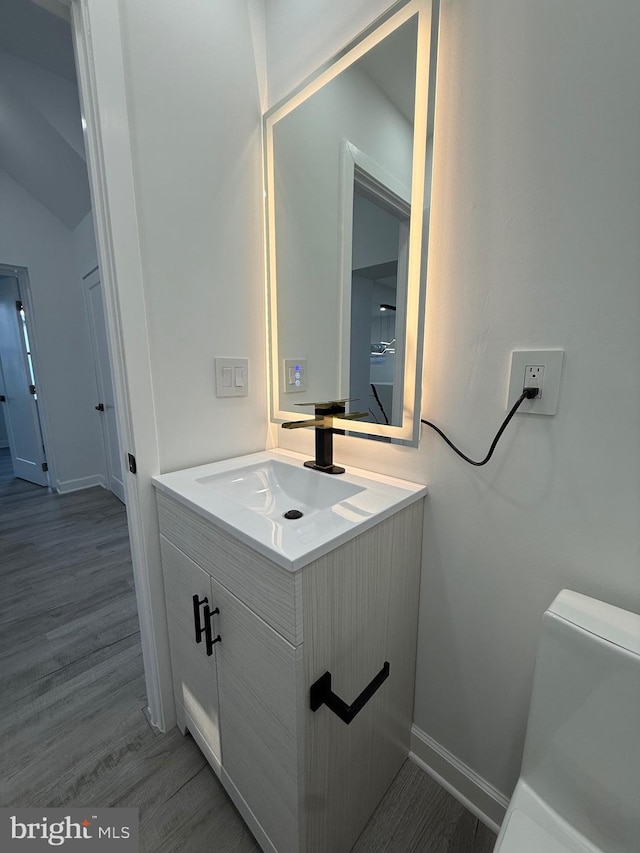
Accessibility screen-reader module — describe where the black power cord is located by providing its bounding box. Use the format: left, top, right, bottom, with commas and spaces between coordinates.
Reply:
370, 383, 390, 425
421, 388, 538, 467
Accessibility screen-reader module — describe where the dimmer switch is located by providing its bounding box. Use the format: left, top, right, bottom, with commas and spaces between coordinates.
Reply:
283, 358, 307, 393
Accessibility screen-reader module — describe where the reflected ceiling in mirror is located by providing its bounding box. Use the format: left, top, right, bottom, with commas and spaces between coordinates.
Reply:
264, 0, 435, 444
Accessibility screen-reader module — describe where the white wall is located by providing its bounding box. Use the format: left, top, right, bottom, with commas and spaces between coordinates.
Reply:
73, 210, 99, 278
268, 0, 640, 806
0, 170, 106, 491
116, 0, 267, 474
0, 50, 85, 158
352, 192, 403, 271
265, 0, 393, 106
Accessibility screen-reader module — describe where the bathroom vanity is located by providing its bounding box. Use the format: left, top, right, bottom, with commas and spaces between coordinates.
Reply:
152, 1, 437, 846
153, 449, 426, 853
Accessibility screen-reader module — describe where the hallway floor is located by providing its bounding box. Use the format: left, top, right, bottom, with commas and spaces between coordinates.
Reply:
0, 448, 495, 852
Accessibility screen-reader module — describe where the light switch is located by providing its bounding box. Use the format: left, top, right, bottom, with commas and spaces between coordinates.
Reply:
215, 358, 249, 397
283, 358, 307, 393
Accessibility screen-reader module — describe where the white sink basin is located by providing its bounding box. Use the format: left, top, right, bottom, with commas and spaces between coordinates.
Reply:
195, 459, 365, 517
153, 450, 426, 570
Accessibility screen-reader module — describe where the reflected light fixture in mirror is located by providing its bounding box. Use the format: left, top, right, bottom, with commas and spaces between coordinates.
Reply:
264, 0, 437, 444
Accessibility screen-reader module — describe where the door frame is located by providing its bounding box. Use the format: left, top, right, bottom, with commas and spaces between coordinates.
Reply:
339, 141, 411, 422
0, 263, 57, 486
63, 0, 173, 731
82, 266, 126, 504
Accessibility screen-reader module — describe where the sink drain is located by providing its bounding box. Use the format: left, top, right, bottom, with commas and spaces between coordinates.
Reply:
283, 509, 304, 520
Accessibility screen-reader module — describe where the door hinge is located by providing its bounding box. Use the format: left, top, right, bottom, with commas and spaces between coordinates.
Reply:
16, 300, 23, 312
127, 453, 137, 475
28, 384, 36, 395
42, 462, 48, 472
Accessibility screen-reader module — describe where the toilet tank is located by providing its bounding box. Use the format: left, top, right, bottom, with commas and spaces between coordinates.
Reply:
520, 590, 640, 853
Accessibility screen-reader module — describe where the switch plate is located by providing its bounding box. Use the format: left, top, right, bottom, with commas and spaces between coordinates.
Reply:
507, 350, 564, 415
283, 358, 307, 393
215, 358, 248, 397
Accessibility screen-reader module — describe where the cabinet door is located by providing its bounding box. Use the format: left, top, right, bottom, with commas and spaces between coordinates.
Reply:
161, 536, 222, 771
212, 578, 301, 853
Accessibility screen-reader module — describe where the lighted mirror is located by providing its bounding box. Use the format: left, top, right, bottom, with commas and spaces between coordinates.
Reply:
264, 0, 435, 443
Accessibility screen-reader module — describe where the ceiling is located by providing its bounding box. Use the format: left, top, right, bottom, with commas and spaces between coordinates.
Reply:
358, 15, 418, 126
0, 0, 76, 82
0, 0, 91, 229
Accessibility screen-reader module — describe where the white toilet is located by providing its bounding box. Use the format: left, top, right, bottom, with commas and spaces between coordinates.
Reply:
494, 589, 640, 853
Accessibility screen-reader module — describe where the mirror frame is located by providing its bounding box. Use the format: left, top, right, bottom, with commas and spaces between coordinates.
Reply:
263, 0, 434, 444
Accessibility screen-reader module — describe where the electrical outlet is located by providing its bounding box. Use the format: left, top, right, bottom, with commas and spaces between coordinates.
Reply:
507, 350, 564, 415
524, 364, 545, 397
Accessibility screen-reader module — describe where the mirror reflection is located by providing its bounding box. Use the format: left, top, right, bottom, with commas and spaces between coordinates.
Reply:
265, 1, 433, 443
348, 163, 411, 426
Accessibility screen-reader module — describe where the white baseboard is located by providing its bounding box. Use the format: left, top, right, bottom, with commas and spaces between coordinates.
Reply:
56, 474, 107, 494
410, 725, 509, 834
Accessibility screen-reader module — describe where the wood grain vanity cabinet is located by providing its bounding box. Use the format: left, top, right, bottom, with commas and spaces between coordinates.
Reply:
156, 490, 424, 853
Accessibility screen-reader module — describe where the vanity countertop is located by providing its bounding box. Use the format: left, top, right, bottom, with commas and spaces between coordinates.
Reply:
152, 448, 427, 571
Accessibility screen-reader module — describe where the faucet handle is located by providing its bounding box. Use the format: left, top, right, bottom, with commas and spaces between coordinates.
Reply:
281, 416, 325, 430
284, 399, 361, 475
294, 398, 358, 417
294, 398, 354, 408
335, 411, 369, 422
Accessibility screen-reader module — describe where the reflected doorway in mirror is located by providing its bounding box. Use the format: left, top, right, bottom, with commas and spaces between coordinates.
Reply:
342, 143, 411, 428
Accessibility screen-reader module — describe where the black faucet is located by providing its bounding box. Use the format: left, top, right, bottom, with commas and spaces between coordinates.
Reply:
281, 400, 367, 474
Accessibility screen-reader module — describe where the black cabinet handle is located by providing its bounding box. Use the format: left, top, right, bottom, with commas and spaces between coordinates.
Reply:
0, 395, 5, 402
204, 604, 221, 655
192, 594, 208, 644
309, 661, 390, 725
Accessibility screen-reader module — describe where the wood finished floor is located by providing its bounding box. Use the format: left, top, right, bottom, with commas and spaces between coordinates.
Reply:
0, 448, 495, 852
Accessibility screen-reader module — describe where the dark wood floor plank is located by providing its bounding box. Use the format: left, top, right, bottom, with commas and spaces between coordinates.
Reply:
472, 821, 498, 853
448, 810, 483, 853
136, 760, 259, 853
352, 761, 462, 853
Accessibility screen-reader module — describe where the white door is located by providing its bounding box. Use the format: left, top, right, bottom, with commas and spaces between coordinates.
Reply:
0, 276, 48, 486
84, 268, 125, 503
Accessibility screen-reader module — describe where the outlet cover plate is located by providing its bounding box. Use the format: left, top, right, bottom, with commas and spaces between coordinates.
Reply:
508, 350, 564, 415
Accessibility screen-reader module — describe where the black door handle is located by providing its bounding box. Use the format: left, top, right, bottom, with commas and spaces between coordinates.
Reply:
0, 395, 5, 402
310, 661, 390, 725
192, 594, 208, 644
203, 604, 221, 655
95, 403, 105, 411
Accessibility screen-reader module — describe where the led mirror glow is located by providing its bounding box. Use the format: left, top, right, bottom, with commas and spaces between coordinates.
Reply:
264, 0, 435, 444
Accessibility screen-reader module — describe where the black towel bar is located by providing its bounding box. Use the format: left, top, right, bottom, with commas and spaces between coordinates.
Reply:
309, 661, 390, 725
